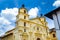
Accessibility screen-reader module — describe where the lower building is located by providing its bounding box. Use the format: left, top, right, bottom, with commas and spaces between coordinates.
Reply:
49, 28, 57, 40
0, 29, 14, 40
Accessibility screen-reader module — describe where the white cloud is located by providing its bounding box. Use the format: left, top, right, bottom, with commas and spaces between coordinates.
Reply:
0, 27, 5, 36
0, 7, 39, 36
6, 25, 15, 31
0, 32, 5, 37
1, 8, 18, 21
0, 17, 11, 25
53, 0, 60, 7
0, 7, 55, 36
0, 8, 18, 36
28, 7, 39, 18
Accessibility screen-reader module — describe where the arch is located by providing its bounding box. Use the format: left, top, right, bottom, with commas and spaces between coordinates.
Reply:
37, 38, 40, 40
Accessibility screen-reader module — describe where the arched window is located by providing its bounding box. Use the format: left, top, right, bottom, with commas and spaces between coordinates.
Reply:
24, 10, 26, 13
37, 38, 40, 40
53, 34, 56, 37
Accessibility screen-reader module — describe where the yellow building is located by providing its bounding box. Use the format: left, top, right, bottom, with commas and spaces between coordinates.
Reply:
0, 5, 52, 40
49, 28, 57, 40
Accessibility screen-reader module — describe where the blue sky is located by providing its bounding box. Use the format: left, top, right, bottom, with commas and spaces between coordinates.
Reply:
0, 0, 56, 14
0, 0, 60, 36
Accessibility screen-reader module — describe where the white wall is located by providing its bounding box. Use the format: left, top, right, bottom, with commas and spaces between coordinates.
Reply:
53, 14, 59, 29
57, 11, 60, 27
52, 11, 60, 40
56, 30, 60, 40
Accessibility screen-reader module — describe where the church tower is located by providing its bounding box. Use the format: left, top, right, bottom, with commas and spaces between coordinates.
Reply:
14, 4, 29, 40
16, 4, 29, 21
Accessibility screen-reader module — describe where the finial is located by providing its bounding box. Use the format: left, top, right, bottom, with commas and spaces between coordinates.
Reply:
22, 4, 25, 8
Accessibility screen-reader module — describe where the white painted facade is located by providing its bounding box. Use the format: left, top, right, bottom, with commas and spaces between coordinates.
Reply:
52, 11, 60, 40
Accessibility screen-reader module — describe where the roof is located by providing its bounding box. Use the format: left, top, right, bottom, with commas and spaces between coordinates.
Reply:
30, 16, 45, 20
44, 7, 60, 20
49, 28, 56, 33
0, 28, 15, 38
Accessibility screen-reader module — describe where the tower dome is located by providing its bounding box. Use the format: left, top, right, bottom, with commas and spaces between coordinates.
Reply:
19, 4, 27, 14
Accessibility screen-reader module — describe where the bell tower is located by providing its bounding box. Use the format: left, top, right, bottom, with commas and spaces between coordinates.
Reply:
16, 4, 29, 31
15, 4, 29, 40
16, 4, 29, 20
19, 4, 27, 14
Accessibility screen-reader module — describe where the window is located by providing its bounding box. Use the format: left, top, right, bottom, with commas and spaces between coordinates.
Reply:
24, 29, 26, 32
37, 38, 40, 40
24, 10, 26, 13
24, 22, 26, 26
37, 27, 39, 30
53, 34, 55, 37
24, 16, 26, 19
